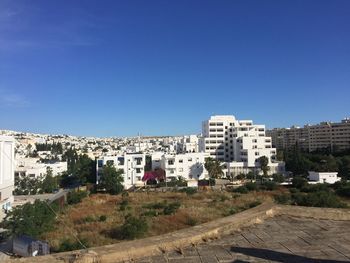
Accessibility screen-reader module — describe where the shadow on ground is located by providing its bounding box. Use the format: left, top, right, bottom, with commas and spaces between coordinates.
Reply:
231, 246, 348, 263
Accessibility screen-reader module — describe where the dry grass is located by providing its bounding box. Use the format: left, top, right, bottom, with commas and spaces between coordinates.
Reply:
43, 189, 276, 251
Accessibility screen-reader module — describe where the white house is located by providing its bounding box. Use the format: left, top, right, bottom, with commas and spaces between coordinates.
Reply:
308, 171, 341, 184
152, 152, 209, 181
0, 136, 15, 219
96, 153, 146, 189
15, 158, 67, 179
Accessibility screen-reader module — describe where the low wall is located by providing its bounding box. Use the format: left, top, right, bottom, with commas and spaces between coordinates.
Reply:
6, 203, 350, 263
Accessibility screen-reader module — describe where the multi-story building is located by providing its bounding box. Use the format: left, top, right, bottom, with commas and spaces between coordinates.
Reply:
96, 153, 146, 189
0, 136, 15, 219
267, 118, 350, 152
176, 135, 199, 154
151, 152, 209, 181
266, 126, 309, 150
200, 115, 282, 176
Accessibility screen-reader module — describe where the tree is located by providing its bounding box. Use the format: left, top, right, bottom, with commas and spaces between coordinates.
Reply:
258, 156, 269, 177
1, 200, 57, 238
41, 167, 59, 193
204, 157, 224, 183
99, 162, 124, 195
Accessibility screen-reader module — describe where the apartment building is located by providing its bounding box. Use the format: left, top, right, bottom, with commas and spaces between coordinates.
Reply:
201, 115, 277, 163
96, 153, 146, 189
267, 118, 350, 152
0, 136, 15, 219
151, 152, 209, 181
176, 135, 199, 154
266, 126, 309, 150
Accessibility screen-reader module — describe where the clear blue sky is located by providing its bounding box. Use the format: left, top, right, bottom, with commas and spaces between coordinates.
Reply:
1, 0, 349, 137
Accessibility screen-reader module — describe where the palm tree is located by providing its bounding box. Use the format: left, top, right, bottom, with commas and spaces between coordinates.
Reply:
204, 157, 224, 186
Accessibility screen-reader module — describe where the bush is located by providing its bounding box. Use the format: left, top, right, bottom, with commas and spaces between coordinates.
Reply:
179, 187, 197, 195
142, 209, 158, 217
163, 201, 181, 215
99, 215, 107, 222
233, 186, 248, 194
119, 199, 129, 211
274, 194, 291, 204
143, 201, 167, 210
272, 173, 285, 183
118, 216, 148, 239
226, 207, 238, 216
292, 176, 308, 189
82, 216, 95, 223
334, 182, 350, 198
245, 182, 258, 191
185, 217, 198, 226
67, 191, 88, 205
248, 201, 262, 208
291, 191, 347, 208
57, 238, 88, 252
261, 181, 277, 191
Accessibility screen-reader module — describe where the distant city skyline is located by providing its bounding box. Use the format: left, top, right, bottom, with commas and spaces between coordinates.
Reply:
1, 1, 349, 137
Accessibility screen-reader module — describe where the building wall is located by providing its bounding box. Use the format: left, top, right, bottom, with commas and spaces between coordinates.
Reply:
0, 136, 15, 216
96, 153, 146, 189
308, 171, 340, 184
155, 152, 209, 181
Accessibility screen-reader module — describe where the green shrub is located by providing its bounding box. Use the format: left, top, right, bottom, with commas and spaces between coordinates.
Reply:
272, 173, 285, 183
119, 216, 148, 239
233, 186, 248, 194
292, 176, 308, 189
247, 201, 261, 208
185, 217, 198, 226
119, 199, 129, 211
99, 215, 107, 222
335, 183, 350, 198
67, 191, 88, 205
142, 209, 158, 217
57, 238, 88, 252
163, 201, 181, 215
143, 201, 167, 210
82, 216, 95, 223
261, 181, 277, 191
219, 194, 229, 202
292, 191, 347, 208
245, 182, 258, 191
274, 194, 291, 204
180, 187, 197, 195
226, 207, 238, 216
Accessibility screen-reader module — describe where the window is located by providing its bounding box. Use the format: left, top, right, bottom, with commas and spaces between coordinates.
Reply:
135, 157, 143, 165
98, 160, 103, 167
178, 159, 183, 163
136, 168, 141, 173
168, 159, 174, 165
188, 158, 192, 162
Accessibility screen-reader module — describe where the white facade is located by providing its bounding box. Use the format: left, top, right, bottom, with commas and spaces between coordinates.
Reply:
152, 152, 209, 181
201, 115, 283, 176
96, 153, 146, 189
308, 171, 341, 184
15, 158, 67, 179
177, 135, 199, 153
0, 136, 15, 218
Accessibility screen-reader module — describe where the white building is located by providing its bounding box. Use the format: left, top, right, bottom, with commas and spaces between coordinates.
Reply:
177, 135, 199, 153
96, 153, 146, 189
152, 152, 209, 181
201, 115, 284, 176
15, 158, 67, 179
308, 171, 341, 184
0, 136, 15, 219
